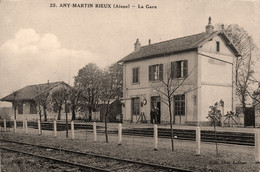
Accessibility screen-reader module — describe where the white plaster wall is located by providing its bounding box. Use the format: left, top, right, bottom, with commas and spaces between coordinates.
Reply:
200, 85, 233, 122
123, 51, 198, 123
197, 34, 236, 123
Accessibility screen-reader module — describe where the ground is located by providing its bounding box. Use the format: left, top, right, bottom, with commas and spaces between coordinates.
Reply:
0, 125, 260, 172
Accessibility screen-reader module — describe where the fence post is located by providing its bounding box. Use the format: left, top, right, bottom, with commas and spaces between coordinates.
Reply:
118, 123, 122, 145
14, 119, 17, 133
25, 119, 28, 134
54, 120, 57, 137
154, 124, 158, 151
71, 121, 74, 139
93, 122, 97, 142
255, 129, 260, 162
38, 119, 41, 135
196, 126, 201, 155
4, 119, 6, 132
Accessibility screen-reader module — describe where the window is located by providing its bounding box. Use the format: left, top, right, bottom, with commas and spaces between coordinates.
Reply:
174, 95, 185, 116
216, 41, 220, 52
171, 60, 188, 78
131, 97, 140, 115
132, 67, 139, 83
149, 64, 163, 81
30, 102, 37, 114
18, 103, 23, 114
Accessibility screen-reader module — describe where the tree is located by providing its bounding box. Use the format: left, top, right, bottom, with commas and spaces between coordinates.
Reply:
207, 101, 222, 155
152, 62, 198, 151
12, 91, 19, 120
51, 84, 71, 137
69, 86, 83, 121
100, 63, 123, 143
51, 90, 64, 120
33, 88, 50, 135
74, 63, 103, 138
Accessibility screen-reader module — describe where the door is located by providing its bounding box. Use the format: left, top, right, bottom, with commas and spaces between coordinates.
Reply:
244, 107, 255, 127
151, 96, 161, 124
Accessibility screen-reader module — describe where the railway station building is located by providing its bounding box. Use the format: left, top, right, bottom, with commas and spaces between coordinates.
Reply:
0, 81, 71, 121
119, 17, 240, 125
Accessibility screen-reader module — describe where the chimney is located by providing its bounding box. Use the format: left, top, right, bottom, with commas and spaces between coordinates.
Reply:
134, 39, 141, 51
148, 39, 151, 45
221, 23, 225, 30
205, 16, 214, 34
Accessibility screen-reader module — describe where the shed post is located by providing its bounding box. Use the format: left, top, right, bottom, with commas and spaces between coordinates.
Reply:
38, 119, 41, 135
255, 129, 260, 162
154, 124, 158, 151
71, 121, 74, 139
93, 122, 97, 142
54, 120, 57, 137
118, 123, 122, 145
13, 119, 17, 133
196, 126, 201, 155
4, 119, 6, 132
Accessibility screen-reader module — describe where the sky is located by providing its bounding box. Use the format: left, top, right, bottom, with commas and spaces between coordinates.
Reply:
0, 0, 260, 107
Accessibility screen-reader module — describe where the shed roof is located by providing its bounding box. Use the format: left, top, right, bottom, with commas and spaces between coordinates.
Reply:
1, 81, 66, 102
119, 31, 240, 63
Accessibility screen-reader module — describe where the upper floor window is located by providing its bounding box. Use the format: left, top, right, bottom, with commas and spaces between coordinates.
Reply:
216, 41, 220, 52
171, 60, 188, 78
174, 94, 185, 116
132, 67, 139, 83
149, 64, 163, 81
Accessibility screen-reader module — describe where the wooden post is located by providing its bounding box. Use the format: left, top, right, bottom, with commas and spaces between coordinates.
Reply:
23, 119, 25, 130
93, 122, 97, 142
38, 119, 41, 135
71, 121, 74, 139
4, 119, 6, 132
25, 119, 28, 134
196, 126, 201, 155
255, 129, 260, 162
118, 123, 122, 145
54, 120, 57, 137
13, 119, 17, 133
154, 124, 158, 151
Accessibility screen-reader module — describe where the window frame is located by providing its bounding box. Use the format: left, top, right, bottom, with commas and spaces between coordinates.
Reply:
149, 64, 163, 81
174, 94, 185, 116
171, 60, 188, 79
131, 97, 140, 116
216, 41, 220, 52
18, 103, 23, 114
132, 67, 139, 84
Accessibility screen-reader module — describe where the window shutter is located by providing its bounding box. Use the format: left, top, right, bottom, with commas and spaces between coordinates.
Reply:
136, 68, 139, 82
149, 66, 152, 81
159, 64, 163, 81
171, 62, 174, 78
174, 62, 178, 78
132, 68, 135, 83
183, 60, 188, 77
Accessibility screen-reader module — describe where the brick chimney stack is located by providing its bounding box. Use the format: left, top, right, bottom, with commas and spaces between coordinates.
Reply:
134, 39, 141, 51
205, 16, 214, 34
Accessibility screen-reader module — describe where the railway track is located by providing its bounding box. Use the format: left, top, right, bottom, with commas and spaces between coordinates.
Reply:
0, 139, 192, 172
1, 121, 255, 146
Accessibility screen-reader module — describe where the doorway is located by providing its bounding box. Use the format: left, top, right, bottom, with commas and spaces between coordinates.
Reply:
151, 96, 161, 124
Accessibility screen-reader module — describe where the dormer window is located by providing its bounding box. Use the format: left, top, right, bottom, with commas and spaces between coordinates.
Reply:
216, 41, 220, 52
